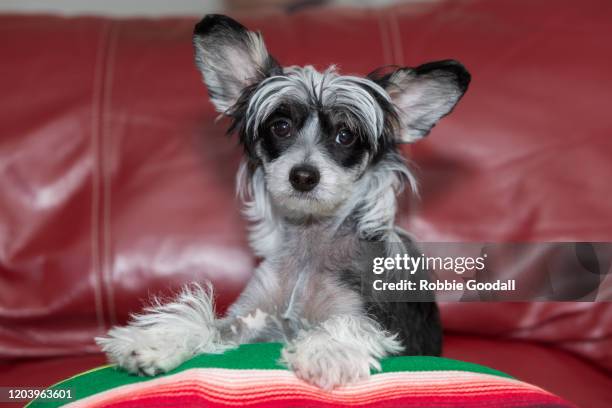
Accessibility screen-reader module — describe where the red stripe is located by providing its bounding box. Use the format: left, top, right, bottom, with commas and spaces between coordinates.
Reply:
102, 391, 569, 408
92, 383, 568, 408
71, 369, 571, 408
81, 378, 544, 406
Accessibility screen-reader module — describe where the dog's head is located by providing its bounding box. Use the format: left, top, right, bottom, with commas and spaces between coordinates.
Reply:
193, 15, 470, 219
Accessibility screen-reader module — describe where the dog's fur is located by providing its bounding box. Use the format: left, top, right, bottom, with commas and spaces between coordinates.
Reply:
97, 14, 470, 390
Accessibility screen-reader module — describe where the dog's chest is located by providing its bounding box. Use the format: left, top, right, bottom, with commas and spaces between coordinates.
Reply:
269, 226, 364, 326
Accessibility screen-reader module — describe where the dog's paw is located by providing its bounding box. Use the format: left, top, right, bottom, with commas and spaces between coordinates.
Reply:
96, 327, 191, 376
281, 338, 374, 390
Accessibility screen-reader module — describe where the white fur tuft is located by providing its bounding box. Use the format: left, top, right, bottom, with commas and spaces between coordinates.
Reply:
96, 283, 231, 376
237, 163, 282, 258
330, 152, 417, 240
281, 315, 403, 390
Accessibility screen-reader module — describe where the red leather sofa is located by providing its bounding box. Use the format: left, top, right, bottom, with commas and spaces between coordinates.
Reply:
1, 1, 611, 407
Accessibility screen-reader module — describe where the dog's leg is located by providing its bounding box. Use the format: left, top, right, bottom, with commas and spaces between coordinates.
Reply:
215, 309, 274, 344
281, 314, 404, 390
96, 283, 231, 376
213, 261, 284, 344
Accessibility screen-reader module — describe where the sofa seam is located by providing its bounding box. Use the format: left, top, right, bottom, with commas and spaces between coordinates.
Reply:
90, 20, 112, 333
376, 9, 393, 67
388, 8, 404, 66
101, 21, 120, 328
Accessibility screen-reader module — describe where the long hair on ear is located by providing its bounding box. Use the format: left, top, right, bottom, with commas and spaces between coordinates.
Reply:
193, 14, 281, 114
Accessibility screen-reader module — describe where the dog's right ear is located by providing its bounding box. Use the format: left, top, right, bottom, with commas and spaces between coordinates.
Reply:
193, 14, 280, 114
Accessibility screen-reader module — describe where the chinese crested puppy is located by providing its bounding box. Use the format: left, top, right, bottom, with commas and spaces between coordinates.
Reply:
97, 14, 470, 390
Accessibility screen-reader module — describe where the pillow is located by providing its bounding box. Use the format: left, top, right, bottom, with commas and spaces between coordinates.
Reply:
28, 343, 571, 407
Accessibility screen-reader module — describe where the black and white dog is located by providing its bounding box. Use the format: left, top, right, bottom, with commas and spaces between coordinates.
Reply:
97, 14, 470, 390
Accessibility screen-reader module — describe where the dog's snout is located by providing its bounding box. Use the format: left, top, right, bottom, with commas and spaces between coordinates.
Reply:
289, 165, 320, 192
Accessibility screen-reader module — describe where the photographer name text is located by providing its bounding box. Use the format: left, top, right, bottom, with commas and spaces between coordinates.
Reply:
372, 279, 516, 292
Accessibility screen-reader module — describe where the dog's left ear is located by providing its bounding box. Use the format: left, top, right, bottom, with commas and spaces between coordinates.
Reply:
193, 14, 281, 114
369, 60, 470, 143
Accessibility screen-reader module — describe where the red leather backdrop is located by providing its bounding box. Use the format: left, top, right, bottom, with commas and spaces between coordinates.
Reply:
1, 1, 611, 407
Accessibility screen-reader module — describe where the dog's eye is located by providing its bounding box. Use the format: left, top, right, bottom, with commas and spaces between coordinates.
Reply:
335, 128, 356, 146
270, 119, 292, 138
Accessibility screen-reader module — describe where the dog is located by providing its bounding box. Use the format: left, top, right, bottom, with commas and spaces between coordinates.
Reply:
97, 14, 470, 390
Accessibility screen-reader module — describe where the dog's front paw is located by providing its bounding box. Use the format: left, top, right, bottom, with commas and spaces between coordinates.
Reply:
96, 327, 191, 376
281, 338, 374, 390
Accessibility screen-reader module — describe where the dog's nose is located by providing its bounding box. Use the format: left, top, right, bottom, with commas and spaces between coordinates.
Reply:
289, 165, 320, 192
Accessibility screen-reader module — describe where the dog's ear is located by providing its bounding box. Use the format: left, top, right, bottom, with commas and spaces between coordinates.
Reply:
369, 60, 470, 143
193, 14, 281, 114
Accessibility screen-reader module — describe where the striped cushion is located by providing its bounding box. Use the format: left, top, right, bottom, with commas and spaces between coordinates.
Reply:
28, 343, 572, 407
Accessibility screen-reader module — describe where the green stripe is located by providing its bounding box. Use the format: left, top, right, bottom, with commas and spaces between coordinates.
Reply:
28, 342, 511, 408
